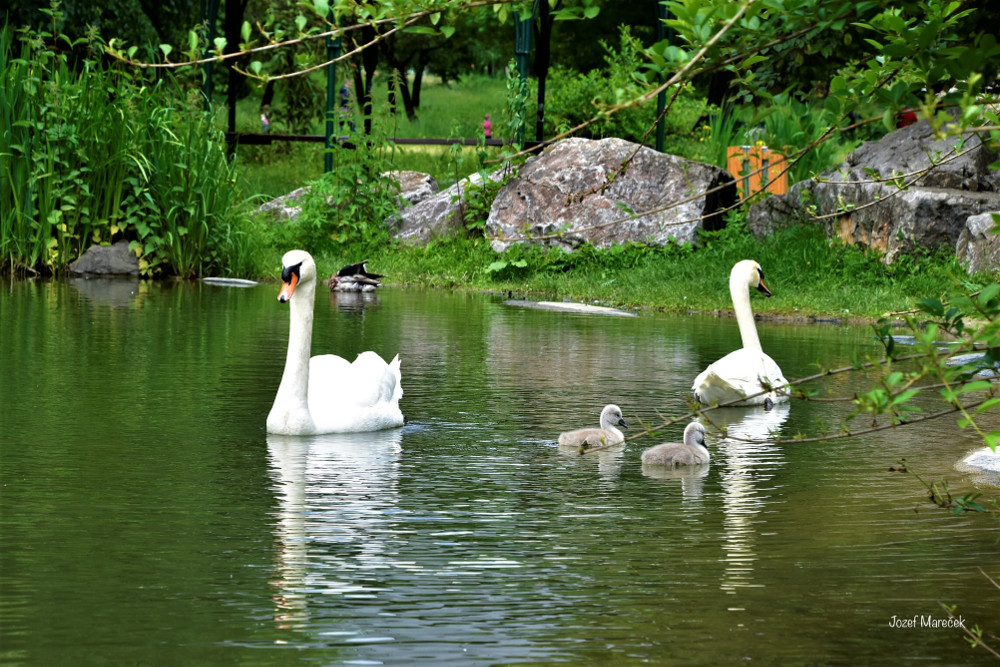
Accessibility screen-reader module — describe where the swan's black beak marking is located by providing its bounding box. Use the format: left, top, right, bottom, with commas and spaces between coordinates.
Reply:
618, 417, 629, 429
755, 267, 772, 297
278, 262, 302, 303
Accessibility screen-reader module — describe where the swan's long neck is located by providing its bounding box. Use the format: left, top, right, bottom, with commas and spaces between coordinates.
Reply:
731, 272, 762, 353
274, 279, 316, 418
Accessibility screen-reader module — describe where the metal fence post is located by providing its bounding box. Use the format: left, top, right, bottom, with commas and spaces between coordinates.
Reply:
514, 7, 534, 148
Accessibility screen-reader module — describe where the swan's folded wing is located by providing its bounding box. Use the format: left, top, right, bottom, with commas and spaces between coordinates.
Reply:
692, 349, 788, 405
310, 351, 399, 406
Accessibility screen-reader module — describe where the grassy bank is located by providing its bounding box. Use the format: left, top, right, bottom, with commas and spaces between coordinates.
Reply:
294, 220, 981, 321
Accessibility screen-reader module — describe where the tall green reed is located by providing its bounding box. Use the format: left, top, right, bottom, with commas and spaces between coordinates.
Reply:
1, 24, 261, 277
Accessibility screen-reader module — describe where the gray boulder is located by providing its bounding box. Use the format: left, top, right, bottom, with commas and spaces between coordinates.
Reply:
389, 167, 511, 244
388, 170, 439, 206
68, 240, 140, 276
256, 186, 310, 222
956, 212, 1000, 275
256, 171, 436, 224
748, 115, 1000, 267
486, 137, 736, 252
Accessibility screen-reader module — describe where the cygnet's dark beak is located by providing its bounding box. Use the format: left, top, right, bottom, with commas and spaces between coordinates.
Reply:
618, 417, 629, 429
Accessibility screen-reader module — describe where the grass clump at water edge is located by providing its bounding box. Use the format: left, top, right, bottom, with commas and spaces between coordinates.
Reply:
303, 213, 978, 321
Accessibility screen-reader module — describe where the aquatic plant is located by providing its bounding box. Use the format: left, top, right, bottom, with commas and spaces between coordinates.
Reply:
0, 23, 263, 277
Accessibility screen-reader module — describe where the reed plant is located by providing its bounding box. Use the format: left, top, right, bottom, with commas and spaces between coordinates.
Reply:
1, 24, 264, 277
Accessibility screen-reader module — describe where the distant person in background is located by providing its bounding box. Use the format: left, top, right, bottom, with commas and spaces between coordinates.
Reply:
261, 105, 270, 133
339, 80, 356, 132
483, 113, 492, 139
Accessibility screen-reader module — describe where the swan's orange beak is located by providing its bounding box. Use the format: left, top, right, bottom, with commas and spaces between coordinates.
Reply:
278, 272, 298, 303
756, 277, 772, 298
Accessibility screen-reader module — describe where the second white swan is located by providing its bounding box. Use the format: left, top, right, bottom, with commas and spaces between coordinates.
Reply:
691, 259, 789, 407
266, 250, 404, 435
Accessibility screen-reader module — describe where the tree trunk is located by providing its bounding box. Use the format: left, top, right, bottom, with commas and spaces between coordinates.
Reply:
360, 25, 378, 134
411, 52, 431, 110
261, 79, 275, 108
534, 0, 554, 142
396, 65, 417, 121
223, 0, 249, 155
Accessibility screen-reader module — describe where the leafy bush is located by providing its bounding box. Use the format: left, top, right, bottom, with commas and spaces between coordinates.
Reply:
543, 26, 706, 148
281, 130, 401, 257
1, 24, 263, 277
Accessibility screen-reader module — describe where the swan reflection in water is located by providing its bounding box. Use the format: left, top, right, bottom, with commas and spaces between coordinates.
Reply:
712, 403, 790, 595
266, 429, 403, 628
559, 440, 626, 486
641, 462, 710, 502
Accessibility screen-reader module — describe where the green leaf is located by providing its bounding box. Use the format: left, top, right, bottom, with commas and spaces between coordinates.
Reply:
441, 25, 456, 39
584, 6, 600, 19
977, 284, 1000, 307
890, 389, 920, 407
241, 21, 251, 43
403, 26, 438, 35
975, 398, 1000, 413
985, 431, 1000, 451
213, 37, 227, 54
918, 297, 944, 317
954, 381, 993, 395
250, 60, 262, 75
313, 0, 329, 16
159, 44, 173, 59
486, 261, 508, 273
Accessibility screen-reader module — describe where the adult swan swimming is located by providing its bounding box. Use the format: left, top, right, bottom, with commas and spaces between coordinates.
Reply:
691, 259, 789, 407
266, 250, 404, 435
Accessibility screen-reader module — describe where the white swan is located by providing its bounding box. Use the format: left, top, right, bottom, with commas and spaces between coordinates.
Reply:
641, 422, 709, 466
692, 259, 789, 407
557, 404, 628, 449
266, 250, 404, 435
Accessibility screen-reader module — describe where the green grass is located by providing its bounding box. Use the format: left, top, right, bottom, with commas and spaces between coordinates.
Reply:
293, 219, 984, 321
229, 73, 515, 198
227, 73, 993, 321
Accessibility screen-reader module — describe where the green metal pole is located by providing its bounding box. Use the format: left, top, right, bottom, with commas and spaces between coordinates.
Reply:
514, 8, 534, 148
325, 15, 342, 173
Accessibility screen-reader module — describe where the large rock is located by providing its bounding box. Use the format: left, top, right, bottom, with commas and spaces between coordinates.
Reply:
388, 168, 509, 243
748, 115, 1000, 267
68, 240, 140, 276
486, 137, 737, 252
256, 186, 309, 222
389, 170, 439, 206
255, 171, 436, 223
957, 212, 1000, 275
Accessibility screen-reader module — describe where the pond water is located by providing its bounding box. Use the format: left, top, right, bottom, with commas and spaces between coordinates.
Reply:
1, 278, 997, 665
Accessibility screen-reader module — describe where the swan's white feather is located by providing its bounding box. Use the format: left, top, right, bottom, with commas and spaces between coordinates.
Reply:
267, 250, 404, 435
692, 348, 787, 406
691, 260, 789, 407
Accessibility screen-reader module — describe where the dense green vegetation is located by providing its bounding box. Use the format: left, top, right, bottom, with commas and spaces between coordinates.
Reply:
311, 215, 978, 320
3, 0, 998, 317
0, 25, 264, 278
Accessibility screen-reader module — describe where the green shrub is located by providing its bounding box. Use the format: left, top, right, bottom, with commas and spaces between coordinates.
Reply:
281, 129, 401, 257
1, 24, 263, 277
543, 26, 706, 148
